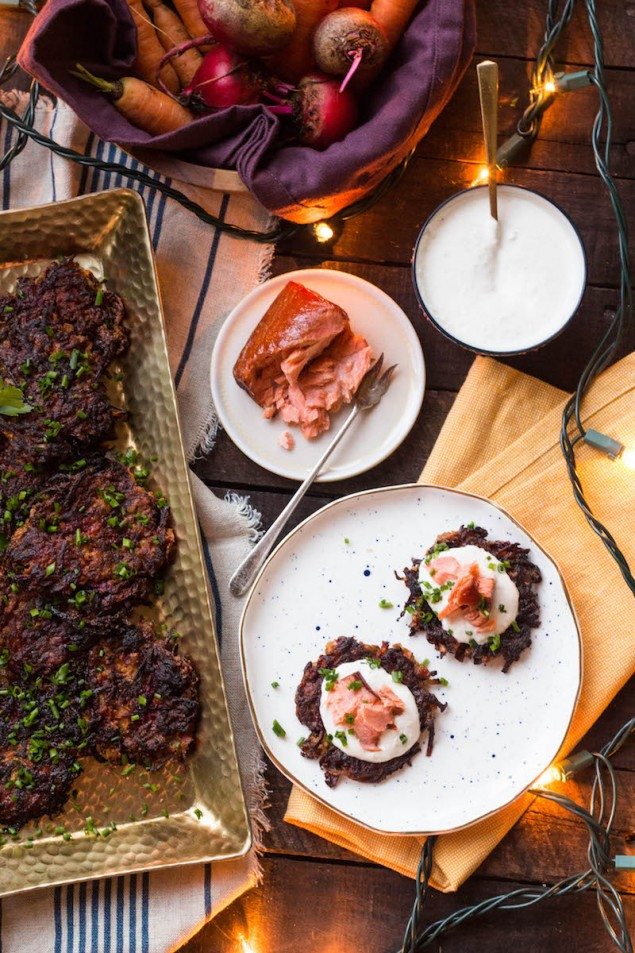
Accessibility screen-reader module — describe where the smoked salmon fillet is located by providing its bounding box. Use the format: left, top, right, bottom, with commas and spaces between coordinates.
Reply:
233, 281, 373, 439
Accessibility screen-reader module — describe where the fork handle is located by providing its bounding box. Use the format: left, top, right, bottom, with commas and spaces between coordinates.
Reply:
229, 405, 360, 598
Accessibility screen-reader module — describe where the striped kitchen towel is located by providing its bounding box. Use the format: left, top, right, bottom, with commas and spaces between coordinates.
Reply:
0, 91, 273, 953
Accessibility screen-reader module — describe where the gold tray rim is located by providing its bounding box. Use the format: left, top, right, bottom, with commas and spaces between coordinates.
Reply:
0, 188, 252, 894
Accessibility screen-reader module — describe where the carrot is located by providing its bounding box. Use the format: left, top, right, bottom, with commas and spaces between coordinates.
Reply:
171, 0, 208, 39
144, 0, 203, 86
125, 0, 179, 94
370, 0, 419, 52
71, 65, 193, 135
264, 0, 340, 82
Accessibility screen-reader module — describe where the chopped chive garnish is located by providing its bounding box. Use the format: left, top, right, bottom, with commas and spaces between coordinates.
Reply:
272, 719, 286, 738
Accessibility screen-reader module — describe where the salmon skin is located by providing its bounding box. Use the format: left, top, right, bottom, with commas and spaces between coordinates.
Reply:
233, 281, 373, 439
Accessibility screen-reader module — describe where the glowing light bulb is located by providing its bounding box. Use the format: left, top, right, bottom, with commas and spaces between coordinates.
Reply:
470, 165, 490, 188
535, 763, 564, 787
239, 939, 256, 953
543, 79, 557, 94
313, 221, 335, 243
621, 447, 635, 470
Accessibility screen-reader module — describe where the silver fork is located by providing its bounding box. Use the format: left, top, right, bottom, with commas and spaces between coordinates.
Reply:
229, 355, 397, 597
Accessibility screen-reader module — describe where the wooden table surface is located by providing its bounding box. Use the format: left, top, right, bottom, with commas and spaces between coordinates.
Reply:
3, 2, 634, 951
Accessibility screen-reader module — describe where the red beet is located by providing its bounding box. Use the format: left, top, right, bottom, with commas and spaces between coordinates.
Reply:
312, 7, 388, 82
293, 72, 357, 149
197, 0, 296, 56
181, 44, 265, 108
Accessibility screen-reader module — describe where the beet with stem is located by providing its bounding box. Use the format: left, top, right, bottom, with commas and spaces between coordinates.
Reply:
312, 7, 388, 88
290, 71, 358, 149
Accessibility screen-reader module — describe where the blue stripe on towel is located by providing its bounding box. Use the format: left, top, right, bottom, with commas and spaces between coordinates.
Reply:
78, 881, 87, 953
66, 884, 75, 953
201, 532, 222, 647
49, 105, 58, 201
174, 192, 230, 389
86, 137, 105, 194
78, 132, 96, 194
2, 122, 13, 209
129, 875, 137, 953
151, 180, 171, 251
103, 877, 112, 953
143, 163, 159, 226
90, 880, 100, 953
116, 876, 125, 953
203, 864, 212, 917
54, 886, 63, 953
141, 873, 149, 953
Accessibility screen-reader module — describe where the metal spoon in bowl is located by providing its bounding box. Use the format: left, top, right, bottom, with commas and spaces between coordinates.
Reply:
229, 355, 397, 598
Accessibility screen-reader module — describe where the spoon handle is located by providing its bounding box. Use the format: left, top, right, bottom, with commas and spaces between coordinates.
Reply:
477, 59, 499, 220
229, 405, 360, 597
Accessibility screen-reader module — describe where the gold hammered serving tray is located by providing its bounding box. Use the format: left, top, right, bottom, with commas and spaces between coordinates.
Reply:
0, 190, 250, 896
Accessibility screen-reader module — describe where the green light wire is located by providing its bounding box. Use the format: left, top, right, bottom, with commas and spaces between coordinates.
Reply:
401, 718, 634, 953
401, 0, 634, 948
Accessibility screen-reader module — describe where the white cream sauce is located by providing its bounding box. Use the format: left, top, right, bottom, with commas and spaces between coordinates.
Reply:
418, 544, 519, 646
319, 660, 421, 764
414, 186, 586, 353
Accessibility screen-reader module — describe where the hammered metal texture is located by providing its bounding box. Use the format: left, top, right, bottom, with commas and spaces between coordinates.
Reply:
0, 191, 250, 896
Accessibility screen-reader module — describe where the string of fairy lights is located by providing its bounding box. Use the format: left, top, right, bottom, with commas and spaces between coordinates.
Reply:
0, 2, 632, 951
398, 0, 634, 948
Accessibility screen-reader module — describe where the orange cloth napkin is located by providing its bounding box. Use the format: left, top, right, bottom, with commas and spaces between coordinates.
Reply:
284, 353, 635, 891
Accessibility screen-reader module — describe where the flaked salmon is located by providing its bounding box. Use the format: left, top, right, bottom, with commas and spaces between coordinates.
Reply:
434, 559, 496, 632
325, 672, 405, 752
233, 281, 373, 439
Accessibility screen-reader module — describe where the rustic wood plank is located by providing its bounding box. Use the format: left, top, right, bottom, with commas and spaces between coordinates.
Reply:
180, 855, 634, 953
278, 159, 635, 288
261, 757, 635, 894
417, 60, 635, 179
264, 763, 635, 894
477, 0, 633, 70
0, 11, 30, 74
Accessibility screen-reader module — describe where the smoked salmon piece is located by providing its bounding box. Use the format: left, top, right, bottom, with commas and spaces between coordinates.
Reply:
436, 561, 495, 632
326, 672, 405, 752
233, 281, 373, 439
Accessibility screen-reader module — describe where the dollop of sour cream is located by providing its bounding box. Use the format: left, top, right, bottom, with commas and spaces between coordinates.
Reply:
319, 660, 421, 763
418, 544, 519, 646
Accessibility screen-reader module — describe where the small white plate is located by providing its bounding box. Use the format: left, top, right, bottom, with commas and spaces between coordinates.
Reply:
240, 485, 582, 835
211, 269, 425, 482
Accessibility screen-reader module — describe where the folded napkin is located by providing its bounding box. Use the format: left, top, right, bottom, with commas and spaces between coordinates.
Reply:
0, 92, 272, 953
285, 353, 635, 890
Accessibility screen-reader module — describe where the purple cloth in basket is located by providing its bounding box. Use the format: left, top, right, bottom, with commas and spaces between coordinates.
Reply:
19, 0, 475, 220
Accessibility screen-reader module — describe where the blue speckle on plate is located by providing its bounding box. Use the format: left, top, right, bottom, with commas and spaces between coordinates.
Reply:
363, 569, 371, 577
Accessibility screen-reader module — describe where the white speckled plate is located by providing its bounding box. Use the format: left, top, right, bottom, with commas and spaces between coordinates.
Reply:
240, 485, 582, 835
211, 269, 425, 481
